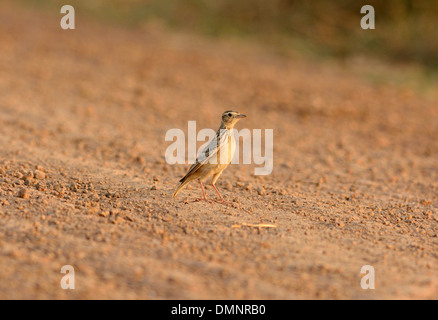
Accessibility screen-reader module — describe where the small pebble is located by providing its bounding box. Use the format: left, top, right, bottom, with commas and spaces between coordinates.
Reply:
34, 170, 45, 179
18, 188, 30, 199
257, 187, 266, 196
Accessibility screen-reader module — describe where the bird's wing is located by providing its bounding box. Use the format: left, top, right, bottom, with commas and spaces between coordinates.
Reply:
179, 129, 229, 182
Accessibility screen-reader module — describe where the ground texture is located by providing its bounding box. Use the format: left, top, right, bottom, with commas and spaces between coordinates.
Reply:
0, 3, 437, 299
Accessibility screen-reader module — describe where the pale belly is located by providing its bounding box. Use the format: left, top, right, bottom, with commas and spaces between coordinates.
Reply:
199, 132, 236, 180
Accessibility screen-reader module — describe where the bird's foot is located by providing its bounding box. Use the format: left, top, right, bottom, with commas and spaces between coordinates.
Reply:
191, 197, 213, 203
213, 198, 232, 205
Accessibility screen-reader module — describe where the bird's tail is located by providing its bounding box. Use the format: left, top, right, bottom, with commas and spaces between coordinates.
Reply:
172, 179, 191, 198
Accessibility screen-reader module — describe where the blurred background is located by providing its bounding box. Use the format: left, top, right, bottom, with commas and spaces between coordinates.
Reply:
21, 0, 438, 70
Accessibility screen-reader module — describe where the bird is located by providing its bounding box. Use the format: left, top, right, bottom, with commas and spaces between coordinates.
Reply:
172, 110, 247, 202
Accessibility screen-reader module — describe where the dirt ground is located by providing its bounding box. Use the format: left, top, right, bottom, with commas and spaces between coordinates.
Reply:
0, 2, 437, 299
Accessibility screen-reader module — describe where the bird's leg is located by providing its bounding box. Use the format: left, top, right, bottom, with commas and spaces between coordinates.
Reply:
193, 181, 211, 202
200, 181, 208, 201
212, 183, 230, 204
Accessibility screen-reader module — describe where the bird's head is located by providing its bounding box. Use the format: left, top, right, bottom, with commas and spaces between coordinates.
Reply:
221, 110, 246, 129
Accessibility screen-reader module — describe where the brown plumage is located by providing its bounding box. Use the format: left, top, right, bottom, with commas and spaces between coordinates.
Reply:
172, 110, 246, 202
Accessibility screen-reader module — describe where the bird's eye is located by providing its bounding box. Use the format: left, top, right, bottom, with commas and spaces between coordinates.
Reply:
228, 113, 232, 117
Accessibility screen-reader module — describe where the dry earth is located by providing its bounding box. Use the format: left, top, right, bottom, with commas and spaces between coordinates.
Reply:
0, 2, 437, 299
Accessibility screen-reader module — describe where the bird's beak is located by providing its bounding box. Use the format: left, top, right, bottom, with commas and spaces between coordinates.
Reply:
235, 114, 247, 119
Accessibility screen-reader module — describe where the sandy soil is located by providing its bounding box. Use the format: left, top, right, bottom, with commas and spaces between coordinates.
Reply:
0, 3, 437, 299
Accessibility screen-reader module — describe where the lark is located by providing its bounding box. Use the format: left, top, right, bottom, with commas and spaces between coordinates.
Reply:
172, 110, 246, 202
